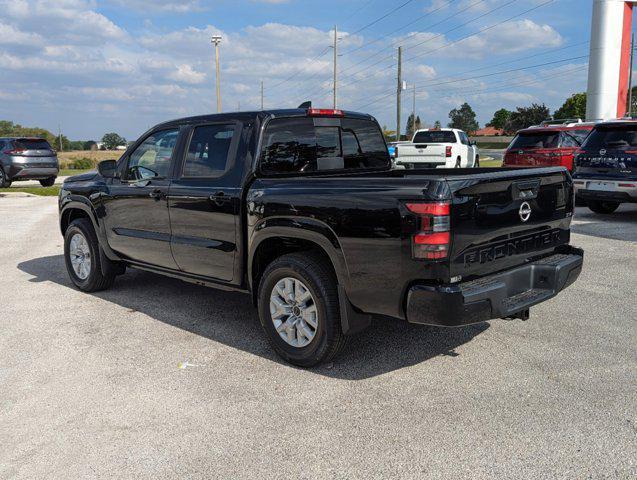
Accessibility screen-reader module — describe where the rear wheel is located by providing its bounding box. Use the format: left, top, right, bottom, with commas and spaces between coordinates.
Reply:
587, 200, 620, 214
64, 218, 116, 292
0, 168, 11, 188
257, 252, 347, 367
455, 156, 461, 168
39, 177, 56, 187
474, 155, 480, 168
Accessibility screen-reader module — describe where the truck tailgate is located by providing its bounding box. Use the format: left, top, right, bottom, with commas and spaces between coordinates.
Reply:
446, 167, 573, 279
397, 143, 446, 164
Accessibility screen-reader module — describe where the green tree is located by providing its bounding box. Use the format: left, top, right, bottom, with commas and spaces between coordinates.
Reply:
554, 93, 587, 120
406, 113, 420, 138
433, 120, 442, 129
448, 103, 479, 134
504, 103, 550, 132
486, 108, 513, 130
415, 115, 422, 131
101, 132, 127, 150
83, 140, 97, 150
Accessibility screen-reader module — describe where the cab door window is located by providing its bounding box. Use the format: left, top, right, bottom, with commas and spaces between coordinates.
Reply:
125, 129, 179, 180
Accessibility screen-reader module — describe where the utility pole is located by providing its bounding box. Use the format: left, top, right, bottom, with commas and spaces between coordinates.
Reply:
211, 35, 222, 113
333, 25, 338, 109
396, 46, 402, 141
260, 80, 264, 110
58, 125, 63, 151
629, 33, 635, 117
412, 84, 416, 134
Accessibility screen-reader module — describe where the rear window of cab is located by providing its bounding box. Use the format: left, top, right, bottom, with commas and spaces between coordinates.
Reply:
259, 117, 390, 175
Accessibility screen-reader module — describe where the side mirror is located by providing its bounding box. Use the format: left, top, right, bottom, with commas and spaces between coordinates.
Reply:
97, 159, 118, 178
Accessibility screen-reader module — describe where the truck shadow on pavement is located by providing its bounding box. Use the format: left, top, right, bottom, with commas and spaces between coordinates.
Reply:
572, 205, 637, 242
18, 255, 488, 380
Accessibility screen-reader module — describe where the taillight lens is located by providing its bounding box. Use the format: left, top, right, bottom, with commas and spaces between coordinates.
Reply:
3, 149, 25, 155
406, 202, 451, 260
445, 146, 452, 157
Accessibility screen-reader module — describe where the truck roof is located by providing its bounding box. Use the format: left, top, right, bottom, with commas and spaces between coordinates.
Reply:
154, 109, 376, 130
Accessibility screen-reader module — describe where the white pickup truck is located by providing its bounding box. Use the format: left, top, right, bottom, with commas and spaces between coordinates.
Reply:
393, 128, 479, 169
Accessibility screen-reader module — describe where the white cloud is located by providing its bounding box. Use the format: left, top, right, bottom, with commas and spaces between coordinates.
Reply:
168, 65, 207, 84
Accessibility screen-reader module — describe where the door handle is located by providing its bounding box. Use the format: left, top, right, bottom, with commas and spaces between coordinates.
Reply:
209, 192, 230, 206
149, 189, 163, 200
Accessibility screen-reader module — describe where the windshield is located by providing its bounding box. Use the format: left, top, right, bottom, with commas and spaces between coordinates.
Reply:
510, 132, 560, 149
581, 125, 637, 150
14, 139, 53, 150
412, 131, 456, 143
260, 117, 390, 175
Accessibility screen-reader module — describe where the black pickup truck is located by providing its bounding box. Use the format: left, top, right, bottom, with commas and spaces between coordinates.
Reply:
59, 108, 583, 366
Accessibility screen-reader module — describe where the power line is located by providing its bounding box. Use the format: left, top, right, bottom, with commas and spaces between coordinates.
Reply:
350, 56, 589, 111
348, 0, 418, 37
299, 0, 518, 103
286, 0, 484, 103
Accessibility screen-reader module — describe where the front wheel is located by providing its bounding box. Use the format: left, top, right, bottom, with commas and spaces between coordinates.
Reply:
64, 218, 116, 292
40, 177, 56, 187
257, 252, 347, 367
474, 155, 480, 168
0, 168, 11, 188
587, 200, 620, 214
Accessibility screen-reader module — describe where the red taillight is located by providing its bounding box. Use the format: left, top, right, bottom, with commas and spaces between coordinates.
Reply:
445, 146, 452, 158
307, 108, 344, 117
406, 202, 451, 260
405, 202, 450, 216
3, 149, 25, 155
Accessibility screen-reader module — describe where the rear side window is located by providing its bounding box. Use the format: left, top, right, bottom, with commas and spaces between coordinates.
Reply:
570, 129, 591, 144
510, 132, 560, 149
260, 117, 389, 175
582, 125, 637, 150
183, 124, 234, 177
413, 131, 456, 143
14, 139, 52, 150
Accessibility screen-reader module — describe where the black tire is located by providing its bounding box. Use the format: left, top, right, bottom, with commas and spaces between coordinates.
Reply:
64, 218, 116, 292
39, 177, 56, 187
455, 156, 461, 168
587, 200, 620, 214
474, 155, 480, 168
257, 252, 347, 367
0, 167, 11, 188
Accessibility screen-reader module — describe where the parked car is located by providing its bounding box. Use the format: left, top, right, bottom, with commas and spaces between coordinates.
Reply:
0, 137, 59, 188
573, 119, 637, 213
394, 128, 479, 169
58, 108, 583, 366
503, 120, 594, 172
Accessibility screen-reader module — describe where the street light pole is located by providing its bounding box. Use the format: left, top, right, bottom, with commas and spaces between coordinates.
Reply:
333, 24, 338, 109
211, 35, 222, 113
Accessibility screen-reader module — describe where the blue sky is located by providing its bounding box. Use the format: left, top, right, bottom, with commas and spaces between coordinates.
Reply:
0, 0, 606, 140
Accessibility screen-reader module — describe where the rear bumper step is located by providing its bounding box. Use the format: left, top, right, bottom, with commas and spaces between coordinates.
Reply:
405, 246, 583, 327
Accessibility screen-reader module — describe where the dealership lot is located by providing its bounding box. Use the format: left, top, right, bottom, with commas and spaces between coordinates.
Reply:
1, 196, 635, 479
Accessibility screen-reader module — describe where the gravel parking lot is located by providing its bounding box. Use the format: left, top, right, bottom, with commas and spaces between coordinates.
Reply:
1, 195, 635, 479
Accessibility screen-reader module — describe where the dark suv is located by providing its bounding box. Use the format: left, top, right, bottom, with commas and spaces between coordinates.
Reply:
0, 137, 59, 188
574, 120, 637, 213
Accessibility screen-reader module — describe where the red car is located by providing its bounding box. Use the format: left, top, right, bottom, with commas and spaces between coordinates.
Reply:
503, 121, 595, 172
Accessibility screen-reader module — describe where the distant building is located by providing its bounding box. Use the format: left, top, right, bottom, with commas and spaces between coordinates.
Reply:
473, 126, 504, 136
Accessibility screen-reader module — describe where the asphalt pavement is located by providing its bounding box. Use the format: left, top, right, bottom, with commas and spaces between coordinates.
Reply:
0, 196, 635, 479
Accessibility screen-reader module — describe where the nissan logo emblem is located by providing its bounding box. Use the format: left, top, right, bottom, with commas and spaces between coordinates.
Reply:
599, 149, 606, 155
519, 202, 532, 222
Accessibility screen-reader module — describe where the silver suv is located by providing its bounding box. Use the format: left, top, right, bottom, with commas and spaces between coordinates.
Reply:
0, 137, 59, 188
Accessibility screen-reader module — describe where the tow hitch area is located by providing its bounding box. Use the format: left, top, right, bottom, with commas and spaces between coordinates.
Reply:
504, 309, 530, 321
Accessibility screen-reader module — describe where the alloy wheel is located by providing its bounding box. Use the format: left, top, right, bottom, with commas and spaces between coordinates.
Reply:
269, 277, 318, 348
